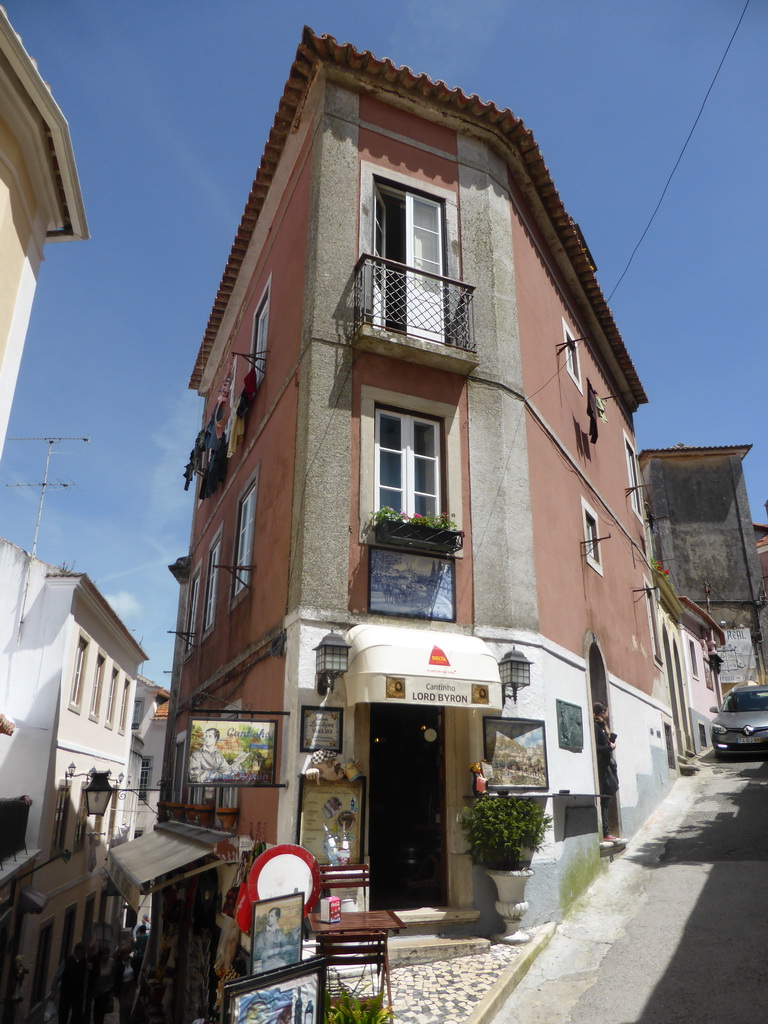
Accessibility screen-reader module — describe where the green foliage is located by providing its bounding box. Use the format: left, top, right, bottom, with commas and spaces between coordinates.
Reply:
370, 506, 459, 531
459, 794, 552, 871
324, 990, 393, 1024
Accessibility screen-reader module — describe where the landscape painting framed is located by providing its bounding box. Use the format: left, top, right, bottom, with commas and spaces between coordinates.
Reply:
483, 717, 548, 790
223, 957, 325, 1024
369, 547, 455, 621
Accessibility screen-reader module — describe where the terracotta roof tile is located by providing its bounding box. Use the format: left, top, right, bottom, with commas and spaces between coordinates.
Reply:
190, 27, 646, 407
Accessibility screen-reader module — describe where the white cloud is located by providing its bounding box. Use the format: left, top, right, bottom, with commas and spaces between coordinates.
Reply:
105, 590, 144, 621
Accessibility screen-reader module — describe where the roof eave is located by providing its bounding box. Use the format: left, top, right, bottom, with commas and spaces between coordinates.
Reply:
189, 26, 646, 408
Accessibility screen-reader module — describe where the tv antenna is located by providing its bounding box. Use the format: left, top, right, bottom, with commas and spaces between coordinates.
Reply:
6, 436, 90, 557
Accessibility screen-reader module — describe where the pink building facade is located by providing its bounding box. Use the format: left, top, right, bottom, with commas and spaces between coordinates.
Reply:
163, 29, 679, 934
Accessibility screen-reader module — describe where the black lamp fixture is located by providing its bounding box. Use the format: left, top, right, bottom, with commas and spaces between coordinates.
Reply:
499, 648, 533, 703
313, 631, 350, 696
83, 770, 115, 817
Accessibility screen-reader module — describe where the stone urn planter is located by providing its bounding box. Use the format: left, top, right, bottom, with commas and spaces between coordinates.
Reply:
460, 794, 551, 944
486, 868, 534, 943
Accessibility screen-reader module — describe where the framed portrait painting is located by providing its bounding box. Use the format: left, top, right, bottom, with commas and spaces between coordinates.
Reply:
483, 717, 548, 790
224, 957, 325, 1024
250, 893, 303, 975
187, 717, 277, 786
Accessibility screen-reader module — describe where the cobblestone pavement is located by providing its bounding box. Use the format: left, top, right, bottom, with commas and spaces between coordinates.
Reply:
389, 944, 522, 1024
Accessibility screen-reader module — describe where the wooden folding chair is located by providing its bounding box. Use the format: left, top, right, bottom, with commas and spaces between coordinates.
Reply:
318, 863, 370, 910
316, 929, 391, 1006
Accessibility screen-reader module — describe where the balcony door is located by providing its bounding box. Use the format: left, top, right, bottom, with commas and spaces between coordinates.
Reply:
373, 183, 444, 343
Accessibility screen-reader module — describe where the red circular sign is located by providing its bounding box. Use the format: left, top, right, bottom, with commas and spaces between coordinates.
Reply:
247, 844, 320, 916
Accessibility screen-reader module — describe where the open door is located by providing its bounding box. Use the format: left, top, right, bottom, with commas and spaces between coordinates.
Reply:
368, 703, 445, 909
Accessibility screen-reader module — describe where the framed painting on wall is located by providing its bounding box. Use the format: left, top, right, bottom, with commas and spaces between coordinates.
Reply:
369, 547, 455, 621
483, 717, 548, 790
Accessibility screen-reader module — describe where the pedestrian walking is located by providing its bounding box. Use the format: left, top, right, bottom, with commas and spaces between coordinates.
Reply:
113, 946, 136, 1024
130, 926, 148, 980
91, 947, 114, 1024
56, 943, 88, 1024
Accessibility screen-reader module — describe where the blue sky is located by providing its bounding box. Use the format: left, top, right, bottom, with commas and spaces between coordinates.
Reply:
0, 0, 765, 677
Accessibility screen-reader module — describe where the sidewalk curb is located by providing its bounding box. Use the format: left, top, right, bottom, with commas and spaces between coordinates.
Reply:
462, 923, 557, 1024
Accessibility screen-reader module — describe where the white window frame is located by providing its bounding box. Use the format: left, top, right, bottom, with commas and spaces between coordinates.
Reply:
644, 575, 662, 663
360, 386, 462, 544
233, 477, 258, 598
563, 321, 582, 391
624, 432, 643, 521
688, 638, 700, 678
69, 636, 88, 710
138, 757, 152, 799
359, 162, 459, 277
132, 699, 144, 731
375, 409, 441, 518
89, 653, 106, 721
119, 679, 131, 734
185, 571, 200, 653
581, 497, 604, 575
105, 668, 119, 728
251, 280, 270, 389
203, 535, 222, 633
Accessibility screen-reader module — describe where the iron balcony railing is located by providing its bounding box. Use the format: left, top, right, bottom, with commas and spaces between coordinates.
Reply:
0, 797, 30, 867
353, 254, 476, 352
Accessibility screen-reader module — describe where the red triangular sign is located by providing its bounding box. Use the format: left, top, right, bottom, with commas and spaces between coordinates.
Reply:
429, 646, 450, 667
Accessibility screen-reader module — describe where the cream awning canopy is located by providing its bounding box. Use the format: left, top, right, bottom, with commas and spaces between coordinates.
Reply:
342, 624, 502, 710
106, 822, 228, 909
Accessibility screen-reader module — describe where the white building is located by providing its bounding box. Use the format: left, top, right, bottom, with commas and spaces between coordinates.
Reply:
0, 536, 145, 1021
0, 9, 88, 459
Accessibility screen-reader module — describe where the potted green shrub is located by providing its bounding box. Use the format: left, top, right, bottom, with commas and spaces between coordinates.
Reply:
460, 794, 551, 943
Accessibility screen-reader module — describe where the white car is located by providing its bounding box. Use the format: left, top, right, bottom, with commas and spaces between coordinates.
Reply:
710, 684, 768, 756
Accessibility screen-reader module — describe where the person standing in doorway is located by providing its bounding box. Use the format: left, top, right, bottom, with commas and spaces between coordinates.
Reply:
593, 701, 622, 843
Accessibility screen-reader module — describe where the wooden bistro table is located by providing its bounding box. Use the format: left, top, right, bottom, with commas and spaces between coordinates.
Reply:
309, 910, 404, 1005
308, 909, 404, 935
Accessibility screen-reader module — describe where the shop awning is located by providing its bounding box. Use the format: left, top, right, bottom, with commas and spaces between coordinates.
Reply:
106, 822, 227, 910
343, 624, 502, 709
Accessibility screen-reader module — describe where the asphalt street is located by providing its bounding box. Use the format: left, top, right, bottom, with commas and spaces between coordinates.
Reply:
494, 752, 768, 1024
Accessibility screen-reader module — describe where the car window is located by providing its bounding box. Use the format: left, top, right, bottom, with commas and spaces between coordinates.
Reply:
722, 691, 768, 712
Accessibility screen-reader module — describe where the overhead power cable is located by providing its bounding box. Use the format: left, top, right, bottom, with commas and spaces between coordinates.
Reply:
607, 0, 751, 302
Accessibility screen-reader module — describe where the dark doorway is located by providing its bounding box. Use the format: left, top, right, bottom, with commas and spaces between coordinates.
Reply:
588, 641, 621, 836
368, 703, 445, 909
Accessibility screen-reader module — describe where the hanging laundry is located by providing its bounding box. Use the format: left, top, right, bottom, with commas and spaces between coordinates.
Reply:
183, 428, 207, 491
595, 394, 608, 423
227, 414, 245, 458
586, 379, 599, 444
204, 434, 229, 498
243, 367, 258, 403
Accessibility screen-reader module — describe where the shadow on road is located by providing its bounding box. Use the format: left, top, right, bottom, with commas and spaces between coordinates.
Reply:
622, 758, 768, 1022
